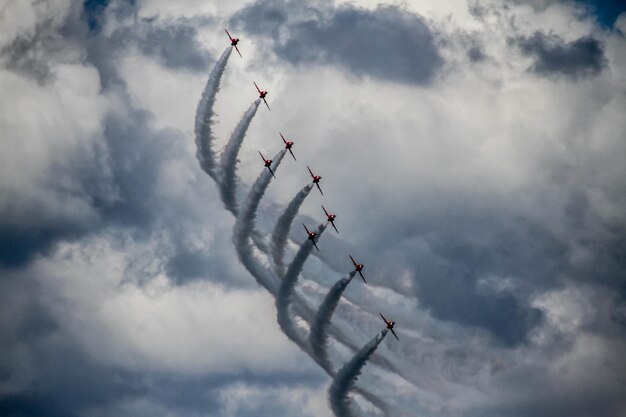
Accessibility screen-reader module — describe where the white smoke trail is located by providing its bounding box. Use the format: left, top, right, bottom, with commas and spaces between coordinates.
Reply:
271, 184, 314, 277
309, 271, 357, 373
329, 329, 389, 417
219, 100, 262, 215
276, 223, 327, 348
194, 47, 232, 181
232, 149, 287, 294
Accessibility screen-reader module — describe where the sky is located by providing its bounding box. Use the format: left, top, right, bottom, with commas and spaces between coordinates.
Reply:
0, 0, 625, 416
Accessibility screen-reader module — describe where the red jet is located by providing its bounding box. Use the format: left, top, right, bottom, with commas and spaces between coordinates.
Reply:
349, 255, 366, 283
380, 313, 399, 340
307, 166, 323, 195
254, 82, 270, 110
224, 29, 242, 57
321, 205, 338, 233
258, 151, 276, 179
302, 223, 320, 251
280, 132, 296, 161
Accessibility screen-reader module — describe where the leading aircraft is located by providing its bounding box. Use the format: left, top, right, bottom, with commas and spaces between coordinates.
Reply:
224, 29, 242, 57
380, 313, 399, 340
254, 82, 270, 110
258, 151, 276, 178
308, 166, 323, 195
303, 223, 320, 251
349, 255, 366, 283
321, 205, 338, 233
280, 132, 296, 161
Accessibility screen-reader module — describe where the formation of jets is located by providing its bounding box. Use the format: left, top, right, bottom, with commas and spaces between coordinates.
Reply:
226, 29, 399, 341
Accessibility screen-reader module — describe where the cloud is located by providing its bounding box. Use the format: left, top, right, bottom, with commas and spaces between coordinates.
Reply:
231, 0, 443, 84
109, 18, 214, 72
514, 32, 607, 79
1, 0, 626, 416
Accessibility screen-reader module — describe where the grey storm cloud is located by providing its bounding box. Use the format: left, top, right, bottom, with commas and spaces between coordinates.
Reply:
109, 18, 213, 72
231, 0, 443, 84
514, 32, 607, 79
0, 21, 58, 84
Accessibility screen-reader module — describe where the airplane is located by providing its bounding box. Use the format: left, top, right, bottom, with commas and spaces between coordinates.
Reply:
307, 166, 323, 195
321, 205, 338, 233
224, 29, 242, 57
303, 223, 320, 251
280, 132, 296, 161
349, 255, 366, 283
254, 82, 270, 110
380, 313, 399, 340
258, 151, 276, 179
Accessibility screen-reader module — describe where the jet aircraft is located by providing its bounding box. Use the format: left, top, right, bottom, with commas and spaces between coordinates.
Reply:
322, 205, 338, 233
258, 151, 276, 178
224, 29, 242, 57
254, 82, 270, 110
280, 132, 296, 160
349, 255, 366, 283
380, 313, 399, 340
308, 166, 323, 195
303, 223, 320, 251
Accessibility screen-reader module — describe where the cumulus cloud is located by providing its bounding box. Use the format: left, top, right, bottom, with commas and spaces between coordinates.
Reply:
514, 32, 608, 79
231, 0, 443, 84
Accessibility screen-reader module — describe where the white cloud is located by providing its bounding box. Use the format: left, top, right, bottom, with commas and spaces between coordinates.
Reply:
33, 235, 308, 374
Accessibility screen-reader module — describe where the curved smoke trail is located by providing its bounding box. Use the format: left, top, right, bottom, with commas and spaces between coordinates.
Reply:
271, 184, 314, 277
233, 149, 287, 294
195, 47, 232, 180
219, 100, 261, 215
310, 271, 356, 373
276, 223, 327, 348
329, 329, 389, 417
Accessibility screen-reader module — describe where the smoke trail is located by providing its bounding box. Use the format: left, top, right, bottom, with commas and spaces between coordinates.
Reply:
195, 47, 232, 180
276, 223, 327, 348
310, 271, 357, 373
329, 329, 389, 417
271, 184, 314, 277
219, 100, 262, 215
233, 149, 287, 294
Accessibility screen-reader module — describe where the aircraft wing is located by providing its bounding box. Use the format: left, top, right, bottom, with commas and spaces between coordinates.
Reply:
358, 271, 366, 283
258, 151, 266, 162
262, 97, 270, 110
390, 328, 399, 341
268, 166, 276, 179
254, 81, 261, 93
307, 166, 314, 177
316, 183, 324, 195
312, 240, 320, 252
330, 221, 338, 233
280, 132, 287, 144
225, 28, 233, 41
234, 44, 242, 57
379, 313, 388, 324
303, 223, 310, 234
349, 255, 357, 266
288, 148, 296, 161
